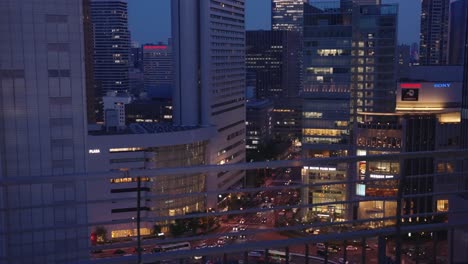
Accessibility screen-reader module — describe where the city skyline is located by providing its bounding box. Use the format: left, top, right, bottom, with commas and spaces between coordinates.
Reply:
1, 0, 467, 263
128, 0, 420, 45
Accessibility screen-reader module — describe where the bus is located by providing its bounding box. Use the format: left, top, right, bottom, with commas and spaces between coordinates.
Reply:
152, 242, 191, 253
248, 250, 292, 263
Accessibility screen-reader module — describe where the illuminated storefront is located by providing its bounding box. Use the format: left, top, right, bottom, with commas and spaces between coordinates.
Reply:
301, 165, 347, 222
355, 116, 402, 228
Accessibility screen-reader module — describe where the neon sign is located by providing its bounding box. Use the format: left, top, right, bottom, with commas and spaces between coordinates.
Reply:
400, 83, 421, 89
143, 45, 167, 50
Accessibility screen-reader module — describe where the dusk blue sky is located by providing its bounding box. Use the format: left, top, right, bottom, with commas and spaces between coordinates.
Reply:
128, 0, 420, 45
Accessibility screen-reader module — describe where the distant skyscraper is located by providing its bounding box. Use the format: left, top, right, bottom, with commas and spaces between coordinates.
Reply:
90, 0, 130, 98
410, 42, 420, 64
0, 0, 89, 263
420, 0, 450, 65
272, 0, 306, 32
172, 0, 246, 206
246, 30, 301, 99
246, 30, 302, 140
130, 46, 143, 70
396, 44, 411, 80
448, 0, 467, 65
129, 45, 144, 96
143, 44, 173, 99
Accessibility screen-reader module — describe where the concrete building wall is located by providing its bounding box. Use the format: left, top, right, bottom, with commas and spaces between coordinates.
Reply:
0, 0, 89, 262
172, 0, 246, 206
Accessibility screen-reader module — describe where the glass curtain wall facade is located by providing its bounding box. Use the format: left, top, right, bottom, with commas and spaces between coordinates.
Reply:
351, 3, 398, 119
301, 1, 397, 221
302, 1, 353, 159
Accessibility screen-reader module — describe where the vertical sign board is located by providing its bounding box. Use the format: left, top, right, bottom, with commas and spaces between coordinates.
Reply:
400, 83, 421, 101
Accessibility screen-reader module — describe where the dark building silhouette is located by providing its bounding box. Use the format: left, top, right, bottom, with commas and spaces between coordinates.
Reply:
246, 30, 302, 140
130, 46, 143, 70
420, 0, 450, 65
448, 0, 467, 65
246, 100, 273, 152
462, 2, 468, 148
90, 0, 131, 120
83, 0, 96, 123
246, 30, 301, 99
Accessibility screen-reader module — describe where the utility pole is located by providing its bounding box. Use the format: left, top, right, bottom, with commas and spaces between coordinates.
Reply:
137, 176, 142, 263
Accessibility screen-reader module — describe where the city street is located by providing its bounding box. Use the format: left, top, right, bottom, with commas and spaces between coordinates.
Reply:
91, 159, 449, 264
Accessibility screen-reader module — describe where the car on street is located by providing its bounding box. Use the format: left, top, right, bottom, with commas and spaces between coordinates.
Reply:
329, 245, 341, 252
346, 245, 358, 251
239, 218, 245, 224
217, 237, 226, 245
316, 243, 326, 250
261, 217, 267, 223
113, 249, 126, 255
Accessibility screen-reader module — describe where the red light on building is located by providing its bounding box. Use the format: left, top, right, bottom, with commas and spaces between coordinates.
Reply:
143, 45, 167, 50
90, 232, 97, 246
400, 83, 421, 89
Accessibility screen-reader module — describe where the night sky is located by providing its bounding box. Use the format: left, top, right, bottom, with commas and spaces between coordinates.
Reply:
128, 0, 420, 45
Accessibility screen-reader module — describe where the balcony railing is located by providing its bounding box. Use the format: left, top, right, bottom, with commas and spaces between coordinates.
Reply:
1, 149, 468, 264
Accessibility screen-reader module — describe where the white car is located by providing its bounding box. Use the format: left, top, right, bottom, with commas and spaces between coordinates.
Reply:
346, 245, 358, 251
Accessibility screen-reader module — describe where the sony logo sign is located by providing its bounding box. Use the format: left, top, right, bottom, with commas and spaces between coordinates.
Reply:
433, 83, 451, 88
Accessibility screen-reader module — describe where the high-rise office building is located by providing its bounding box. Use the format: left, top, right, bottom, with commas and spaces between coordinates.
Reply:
143, 44, 173, 99
272, 0, 307, 32
90, 0, 130, 99
172, 0, 246, 206
246, 30, 302, 140
246, 30, 301, 99
301, 1, 397, 219
130, 45, 143, 70
448, 0, 467, 65
129, 45, 144, 96
0, 0, 89, 263
396, 44, 411, 80
302, 0, 398, 148
246, 100, 273, 151
420, 0, 450, 65
351, 3, 398, 117
302, 1, 353, 158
